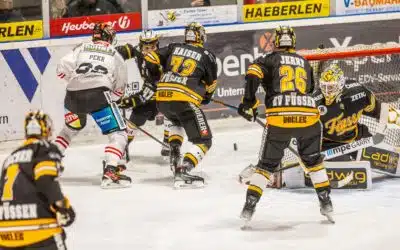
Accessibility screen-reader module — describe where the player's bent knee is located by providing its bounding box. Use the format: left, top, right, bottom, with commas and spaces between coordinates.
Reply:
301, 154, 324, 169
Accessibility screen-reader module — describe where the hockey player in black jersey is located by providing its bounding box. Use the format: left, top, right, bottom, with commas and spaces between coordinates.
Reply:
150, 22, 218, 188
116, 30, 171, 158
238, 26, 333, 224
0, 111, 75, 249
314, 63, 382, 160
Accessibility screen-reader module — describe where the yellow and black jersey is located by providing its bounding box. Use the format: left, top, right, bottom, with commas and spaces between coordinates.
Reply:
116, 43, 162, 89
149, 43, 218, 106
313, 81, 380, 143
0, 139, 64, 248
245, 50, 319, 128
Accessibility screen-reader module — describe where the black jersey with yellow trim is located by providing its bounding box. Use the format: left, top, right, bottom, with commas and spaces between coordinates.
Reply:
0, 139, 65, 247
313, 81, 380, 143
151, 42, 218, 106
116, 44, 162, 87
243, 50, 319, 128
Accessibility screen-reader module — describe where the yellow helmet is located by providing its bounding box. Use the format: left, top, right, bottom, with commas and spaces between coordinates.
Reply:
319, 64, 345, 105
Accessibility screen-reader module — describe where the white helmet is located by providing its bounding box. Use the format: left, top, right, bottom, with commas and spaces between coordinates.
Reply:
139, 29, 160, 49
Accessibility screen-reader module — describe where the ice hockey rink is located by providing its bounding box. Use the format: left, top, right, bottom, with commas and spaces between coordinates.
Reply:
1, 117, 399, 250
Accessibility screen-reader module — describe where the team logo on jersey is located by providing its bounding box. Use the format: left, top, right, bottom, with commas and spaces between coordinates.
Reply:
318, 105, 328, 115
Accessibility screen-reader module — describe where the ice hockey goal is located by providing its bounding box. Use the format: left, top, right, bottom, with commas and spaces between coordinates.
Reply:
275, 44, 400, 165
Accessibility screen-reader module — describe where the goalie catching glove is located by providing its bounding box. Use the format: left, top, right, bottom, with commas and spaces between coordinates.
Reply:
118, 82, 155, 109
50, 197, 76, 227
238, 98, 260, 122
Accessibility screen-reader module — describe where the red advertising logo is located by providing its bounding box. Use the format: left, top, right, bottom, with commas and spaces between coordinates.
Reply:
50, 12, 141, 37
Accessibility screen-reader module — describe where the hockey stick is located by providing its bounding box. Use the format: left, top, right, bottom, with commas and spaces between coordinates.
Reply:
123, 117, 170, 149
122, 109, 131, 162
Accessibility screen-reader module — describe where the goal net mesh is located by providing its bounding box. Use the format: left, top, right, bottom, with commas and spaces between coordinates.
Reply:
275, 44, 400, 165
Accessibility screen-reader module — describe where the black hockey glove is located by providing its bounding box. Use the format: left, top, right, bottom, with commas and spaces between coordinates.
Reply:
238, 99, 259, 122
201, 92, 213, 105
117, 96, 137, 109
50, 198, 76, 227
117, 82, 156, 109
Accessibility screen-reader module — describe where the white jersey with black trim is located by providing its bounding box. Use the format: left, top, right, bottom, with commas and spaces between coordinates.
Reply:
57, 41, 127, 95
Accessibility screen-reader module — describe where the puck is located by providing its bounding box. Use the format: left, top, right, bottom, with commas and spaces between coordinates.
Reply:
234, 143, 238, 151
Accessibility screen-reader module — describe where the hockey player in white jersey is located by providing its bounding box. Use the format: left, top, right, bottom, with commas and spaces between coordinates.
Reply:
54, 22, 131, 189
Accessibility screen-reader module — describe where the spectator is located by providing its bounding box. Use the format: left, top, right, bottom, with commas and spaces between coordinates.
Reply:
51, 0, 67, 18
63, 0, 119, 17
117, 0, 141, 13
0, 0, 24, 22
191, 0, 210, 6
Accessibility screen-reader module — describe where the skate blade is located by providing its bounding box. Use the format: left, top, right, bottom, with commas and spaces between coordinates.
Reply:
101, 179, 132, 189
173, 179, 204, 189
240, 217, 252, 230
322, 212, 335, 224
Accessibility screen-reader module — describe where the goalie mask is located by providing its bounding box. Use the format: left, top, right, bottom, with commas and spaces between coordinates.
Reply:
184, 22, 206, 46
92, 22, 116, 45
319, 64, 345, 105
24, 110, 53, 140
139, 29, 160, 54
274, 26, 296, 49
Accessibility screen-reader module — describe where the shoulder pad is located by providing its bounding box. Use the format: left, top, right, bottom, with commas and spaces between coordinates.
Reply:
204, 49, 216, 63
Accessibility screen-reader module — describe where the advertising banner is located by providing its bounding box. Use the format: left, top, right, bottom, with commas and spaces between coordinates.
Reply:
160, 19, 400, 119
0, 20, 43, 42
243, 0, 330, 22
50, 12, 141, 37
148, 5, 237, 29
336, 0, 400, 16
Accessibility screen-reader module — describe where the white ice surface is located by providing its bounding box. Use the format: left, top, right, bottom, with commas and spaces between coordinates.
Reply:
1, 118, 400, 250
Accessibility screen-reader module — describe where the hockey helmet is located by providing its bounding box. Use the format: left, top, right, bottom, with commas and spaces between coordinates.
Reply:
92, 22, 116, 45
274, 26, 296, 49
24, 110, 53, 139
319, 64, 345, 105
139, 29, 160, 53
184, 22, 206, 46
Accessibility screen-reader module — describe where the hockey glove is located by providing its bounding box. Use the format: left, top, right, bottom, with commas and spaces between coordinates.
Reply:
117, 96, 137, 109
201, 92, 213, 105
50, 198, 76, 227
238, 99, 259, 122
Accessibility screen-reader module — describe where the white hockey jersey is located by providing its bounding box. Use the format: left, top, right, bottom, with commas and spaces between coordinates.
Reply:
57, 41, 127, 98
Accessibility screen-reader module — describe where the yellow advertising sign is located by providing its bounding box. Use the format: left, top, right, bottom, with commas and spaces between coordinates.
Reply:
243, 0, 330, 22
0, 20, 43, 42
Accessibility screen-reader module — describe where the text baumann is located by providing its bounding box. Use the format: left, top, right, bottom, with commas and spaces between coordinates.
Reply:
245, 3, 323, 18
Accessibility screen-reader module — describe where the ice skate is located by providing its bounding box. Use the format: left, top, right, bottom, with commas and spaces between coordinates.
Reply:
240, 194, 259, 230
101, 161, 132, 189
173, 162, 204, 189
318, 190, 334, 223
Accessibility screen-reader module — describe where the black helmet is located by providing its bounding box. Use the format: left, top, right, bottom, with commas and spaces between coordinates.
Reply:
274, 26, 296, 49
184, 22, 206, 45
92, 22, 116, 45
